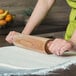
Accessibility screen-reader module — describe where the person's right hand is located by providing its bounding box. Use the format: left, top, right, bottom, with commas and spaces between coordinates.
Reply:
5, 31, 18, 44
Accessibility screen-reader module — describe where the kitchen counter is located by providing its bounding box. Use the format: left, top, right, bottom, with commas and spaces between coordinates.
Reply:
0, 35, 12, 47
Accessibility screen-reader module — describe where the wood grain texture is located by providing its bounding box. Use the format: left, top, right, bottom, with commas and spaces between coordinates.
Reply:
0, 0, 71, 36
13, 33, 53, 54
0, 0, 70, 24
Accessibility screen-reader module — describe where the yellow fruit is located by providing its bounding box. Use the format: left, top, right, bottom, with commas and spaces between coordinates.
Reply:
0, 9, 4, 14
0, 10, 8, 20
0, 20, 7, 26
5, 14, 13, 22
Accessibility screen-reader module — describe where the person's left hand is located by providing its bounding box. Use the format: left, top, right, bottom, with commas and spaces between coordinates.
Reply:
47, 38, 73, 55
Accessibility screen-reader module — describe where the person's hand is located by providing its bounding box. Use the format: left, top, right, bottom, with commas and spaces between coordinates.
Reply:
47, 38, 73, 55
5, 31, 18, 44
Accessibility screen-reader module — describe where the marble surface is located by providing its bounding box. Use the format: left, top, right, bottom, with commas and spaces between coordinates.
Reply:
0, 46, 76, 75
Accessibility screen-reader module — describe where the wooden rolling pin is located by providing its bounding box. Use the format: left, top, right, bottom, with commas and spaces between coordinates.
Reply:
13, 33, 53, 54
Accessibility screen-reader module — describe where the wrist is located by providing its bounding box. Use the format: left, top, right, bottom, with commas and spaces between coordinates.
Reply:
22, 31, 30, 35
68, 40, 74, 50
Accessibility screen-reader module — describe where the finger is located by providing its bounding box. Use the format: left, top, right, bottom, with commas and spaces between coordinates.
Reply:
6, 31, 16, 39
59, 42, 72, 55
5, 32, 14, 43
5, 36, 13, 44
54, 48, 61, 55
48, 43, 55, 53
53, 40, 70, 55
48, 44, 59, 55
52, 45, 62, 55
59, 46, 68, 55
59, 46, 70, 55
47, 41, 53, 47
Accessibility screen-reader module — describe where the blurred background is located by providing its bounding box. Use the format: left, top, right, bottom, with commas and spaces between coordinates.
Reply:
0, 0, 71, 46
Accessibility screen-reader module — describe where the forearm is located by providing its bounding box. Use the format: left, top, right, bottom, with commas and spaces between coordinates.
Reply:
22, 0, 55, 35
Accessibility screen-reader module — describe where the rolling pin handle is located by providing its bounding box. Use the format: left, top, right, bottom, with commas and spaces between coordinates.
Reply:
45, 39, 53, 54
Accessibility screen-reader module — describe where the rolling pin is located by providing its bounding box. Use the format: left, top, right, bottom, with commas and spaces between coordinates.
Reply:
13, 33, 53, 54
